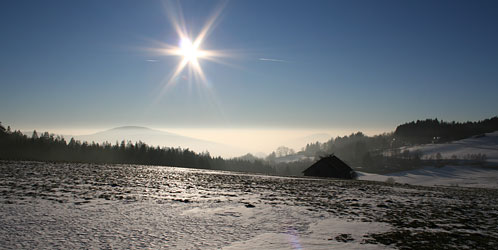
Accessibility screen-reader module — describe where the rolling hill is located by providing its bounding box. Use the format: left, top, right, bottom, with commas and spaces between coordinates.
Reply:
358, 131, 498, 188
71, 126, 244, 157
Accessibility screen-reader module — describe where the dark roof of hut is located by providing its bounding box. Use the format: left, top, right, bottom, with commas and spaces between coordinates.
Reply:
302, 154, 356, 179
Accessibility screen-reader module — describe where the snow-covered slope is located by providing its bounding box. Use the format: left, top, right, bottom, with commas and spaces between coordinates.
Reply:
359, 131, 498, 188
401, 131, 498, 164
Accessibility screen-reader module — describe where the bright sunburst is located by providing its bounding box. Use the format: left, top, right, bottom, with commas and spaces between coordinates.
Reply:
179, 38, 203, 62
151, 1, 228, 91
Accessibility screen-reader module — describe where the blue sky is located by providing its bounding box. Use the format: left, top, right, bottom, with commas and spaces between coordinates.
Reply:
1, 0, 497, 135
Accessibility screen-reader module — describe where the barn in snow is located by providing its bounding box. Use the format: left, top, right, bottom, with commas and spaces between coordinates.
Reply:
302, 155, 357, 179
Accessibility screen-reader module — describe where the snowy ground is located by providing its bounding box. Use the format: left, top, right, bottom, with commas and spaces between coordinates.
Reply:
1, 161, 497, 249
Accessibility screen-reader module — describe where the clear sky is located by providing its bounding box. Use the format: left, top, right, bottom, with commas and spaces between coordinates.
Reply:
1, 0, 497, 137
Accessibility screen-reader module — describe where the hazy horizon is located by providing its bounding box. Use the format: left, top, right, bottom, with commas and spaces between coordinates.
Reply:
6, 123, 393, 157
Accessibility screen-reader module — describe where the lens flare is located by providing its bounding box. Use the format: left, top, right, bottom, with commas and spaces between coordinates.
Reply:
150, 0, 229, 92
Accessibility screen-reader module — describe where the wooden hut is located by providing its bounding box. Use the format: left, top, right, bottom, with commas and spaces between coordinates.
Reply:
302, 155, 357, 179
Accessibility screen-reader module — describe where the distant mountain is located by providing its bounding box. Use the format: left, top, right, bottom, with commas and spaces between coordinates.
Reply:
71, 126, 244, 157
109, 126, 154, 131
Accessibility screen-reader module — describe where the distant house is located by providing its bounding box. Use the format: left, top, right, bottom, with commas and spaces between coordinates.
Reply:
302, 155, 357, 179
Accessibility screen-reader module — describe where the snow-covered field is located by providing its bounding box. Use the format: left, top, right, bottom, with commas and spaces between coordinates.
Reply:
1, 161, 497, 249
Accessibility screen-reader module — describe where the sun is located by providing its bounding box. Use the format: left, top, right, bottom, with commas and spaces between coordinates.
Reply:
153, 27, 223, 89
179, 38, 204, 63
159, 34, 212, 86
149, 1, 230, 91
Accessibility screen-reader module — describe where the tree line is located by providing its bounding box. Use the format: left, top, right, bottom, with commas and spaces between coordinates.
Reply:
394, 117, 498, 145
0, 122, 271, 174
266, 116, 497, 174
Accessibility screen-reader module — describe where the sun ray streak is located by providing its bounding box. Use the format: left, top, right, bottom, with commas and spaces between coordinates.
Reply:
192, 1, 226, 49
147, 0, 241, 126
